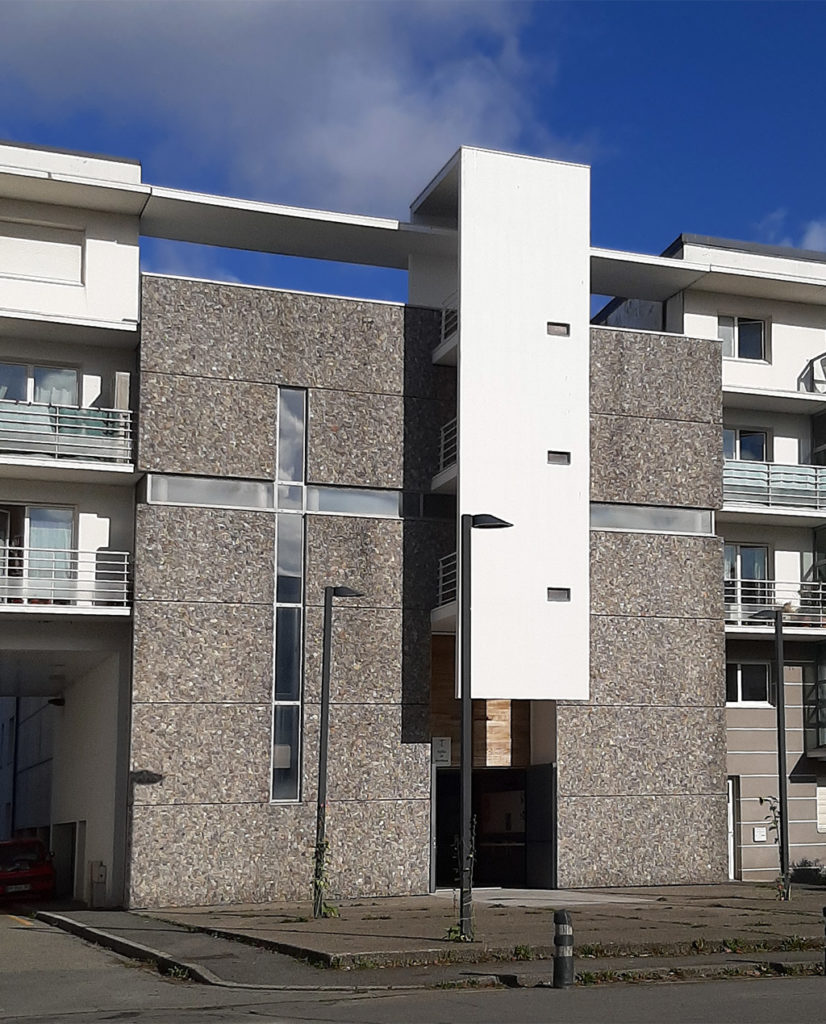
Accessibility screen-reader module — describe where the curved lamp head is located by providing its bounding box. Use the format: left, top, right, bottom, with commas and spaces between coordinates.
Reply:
470, 514, 513, 530
331, 586, 364, 598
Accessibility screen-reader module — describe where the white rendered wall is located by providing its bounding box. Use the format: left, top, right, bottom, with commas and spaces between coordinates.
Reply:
457, 149, 590, 700
724, 409, 811, 464
0, 198, 139, 327
50, 655, 120, 904
721, 523, 814, 583
683, 291, 826, 393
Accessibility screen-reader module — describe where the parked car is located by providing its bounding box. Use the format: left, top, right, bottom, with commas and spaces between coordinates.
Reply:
0, 838, 55, 900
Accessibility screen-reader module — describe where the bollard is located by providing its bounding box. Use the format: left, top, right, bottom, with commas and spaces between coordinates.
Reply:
553, 909, 574, 989
823, 907, 826, 977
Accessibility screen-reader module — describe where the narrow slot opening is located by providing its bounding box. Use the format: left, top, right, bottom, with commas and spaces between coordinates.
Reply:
547, 451, 571, 466
547, 587, 571, 602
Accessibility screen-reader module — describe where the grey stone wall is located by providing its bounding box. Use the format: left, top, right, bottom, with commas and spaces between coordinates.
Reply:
554, 328, 727, 888
130, 278, 446, 907
590, 326, 722, 508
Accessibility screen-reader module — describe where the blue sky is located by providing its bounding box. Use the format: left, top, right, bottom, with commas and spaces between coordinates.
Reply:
1, 0, 824, 302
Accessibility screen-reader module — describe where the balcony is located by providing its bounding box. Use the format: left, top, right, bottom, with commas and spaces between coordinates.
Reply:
431, 550, 457, 632
723, 460, 826, 514
725, 578, 826, 632
432, 418, 457, 494
0, 546, 131, 613
433, 292, 458, 366
0, 401, 133, 466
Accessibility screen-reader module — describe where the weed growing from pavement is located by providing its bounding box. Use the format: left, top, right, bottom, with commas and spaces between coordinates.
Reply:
512, 944, 535, 961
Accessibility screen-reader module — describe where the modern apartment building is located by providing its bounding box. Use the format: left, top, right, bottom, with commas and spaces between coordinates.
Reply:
0, 140, 823, 907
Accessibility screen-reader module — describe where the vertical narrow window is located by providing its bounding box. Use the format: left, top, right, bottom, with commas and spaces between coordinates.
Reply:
272, 388, 307, 801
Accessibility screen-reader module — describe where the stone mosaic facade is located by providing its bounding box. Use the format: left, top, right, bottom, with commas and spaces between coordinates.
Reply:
130, 279, 447, 907
555, 328, 728, 888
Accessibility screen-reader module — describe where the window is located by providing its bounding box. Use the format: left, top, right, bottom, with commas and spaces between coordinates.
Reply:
590, 503, 713, 535
0, 362, 78, 406
718, 316, 766, 361
723, 428, 768, 462
726, 663, 771, 704
724, 544, 769, 614
272, 388, 306, 802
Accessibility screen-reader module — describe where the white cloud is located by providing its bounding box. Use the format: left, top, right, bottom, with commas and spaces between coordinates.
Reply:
801, 220, 826, 252
754, 207, 793, 248
0, 0, 585, 216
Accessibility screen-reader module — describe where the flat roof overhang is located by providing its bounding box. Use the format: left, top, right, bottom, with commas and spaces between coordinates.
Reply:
0, 167, 150, 216
140, 188, 457, 269
592, 248, 826, 306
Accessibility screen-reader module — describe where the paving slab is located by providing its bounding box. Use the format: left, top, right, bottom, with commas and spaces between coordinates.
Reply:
28, 882, 826, 991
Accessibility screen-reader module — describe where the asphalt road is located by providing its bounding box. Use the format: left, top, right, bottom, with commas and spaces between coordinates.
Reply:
3, 910, 826, 1024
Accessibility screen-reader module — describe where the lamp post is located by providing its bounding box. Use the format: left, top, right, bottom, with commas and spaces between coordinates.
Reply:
774, 608, 791, 899
313, 584, 364, 919
459, 512, 513, 941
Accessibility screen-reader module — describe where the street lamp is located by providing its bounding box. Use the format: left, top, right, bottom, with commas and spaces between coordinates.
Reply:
459, 512, 513, 941
774, 608, 791, 899
313, 584, 364, 919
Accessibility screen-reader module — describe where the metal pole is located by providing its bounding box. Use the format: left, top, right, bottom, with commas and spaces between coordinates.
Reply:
553, 909, 574, 988
459, 513, 473, 941
313, 585, 334, 919
775, 608, 791, 899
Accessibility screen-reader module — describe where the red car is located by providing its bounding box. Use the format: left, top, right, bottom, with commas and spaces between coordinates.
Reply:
0, 839, 55, 901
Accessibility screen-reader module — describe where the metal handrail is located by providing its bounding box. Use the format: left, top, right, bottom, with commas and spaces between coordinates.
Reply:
0, 546, 131, 607
437, 551, 457, 606
724, 577, 826, 627
0, 400, 133, 463
441, 291, 458, 346
439, 418, 457, 472
723, 459, 826, 510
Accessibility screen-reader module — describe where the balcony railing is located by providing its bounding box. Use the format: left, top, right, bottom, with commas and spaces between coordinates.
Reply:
723, 460, 826, 510
725, 578, 826, 628
437, 551, 457, 606
438, 418, 457, 473
0, 401, 133, 464
441, 292, 458, 347
0, 547, 131, 608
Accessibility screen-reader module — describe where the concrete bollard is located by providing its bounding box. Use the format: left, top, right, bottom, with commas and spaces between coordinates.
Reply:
822, 907, 825, 977
553, 909, 574, 989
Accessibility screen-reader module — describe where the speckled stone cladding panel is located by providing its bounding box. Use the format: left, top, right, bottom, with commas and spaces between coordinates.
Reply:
132, 279, 442, 906
591, 415, 722, 508
133, 505, 274, 604
132, 602, 273, 704
590, 532, 723, 619
557, 794, 728, 887
556, 333, 726, 889
586, 615, 723, 706
140, 276, 445, 398
590, 327, 721, 424
138, 372, 277, 478
590, 327, 722, 509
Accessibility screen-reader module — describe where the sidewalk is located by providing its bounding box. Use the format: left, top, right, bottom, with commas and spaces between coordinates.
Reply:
32, 883, 826, 991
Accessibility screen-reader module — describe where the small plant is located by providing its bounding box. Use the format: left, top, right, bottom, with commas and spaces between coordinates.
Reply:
445, 923, 470, 942
312, 839, 339, 918
759, 796, 791, 900
512, 944, 535, 961
577, 971, 597, 985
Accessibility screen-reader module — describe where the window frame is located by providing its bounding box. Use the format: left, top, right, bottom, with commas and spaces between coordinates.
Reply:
726, 661, 773, 707
0, 360, 80, 407
719, 315, 769, 362
723, 426, 771, 463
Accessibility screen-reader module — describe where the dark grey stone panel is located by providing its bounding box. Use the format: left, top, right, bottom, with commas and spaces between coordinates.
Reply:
302, 703, 429, 802
131, 703, 271, 805
591, 531, 723, 619
303, 606, 430, 706
134, 505, 274, 604
133, 602, 273, 704
556, 705, 727, 796
129, 802, 316, 906
307, 389, 404, 488
557, 793, 728, 887
140, 277, 442, 399
325, 798, 430, 896
586, 615, 724, 706
591, 414, 722, 509
590, 327, 721, 424
138, 372, 277, 479
304, 516, 403, 610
